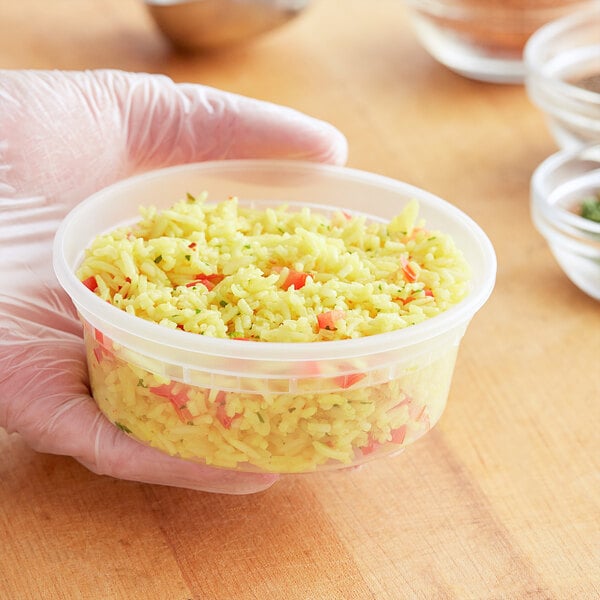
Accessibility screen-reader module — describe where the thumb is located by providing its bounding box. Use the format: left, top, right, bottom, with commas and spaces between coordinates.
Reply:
111, 71, 348, 170
1, 337, 277, 494
79, 413, 279, 495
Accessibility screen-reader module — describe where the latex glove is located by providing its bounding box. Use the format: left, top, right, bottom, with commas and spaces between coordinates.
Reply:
0, 69, 347, 494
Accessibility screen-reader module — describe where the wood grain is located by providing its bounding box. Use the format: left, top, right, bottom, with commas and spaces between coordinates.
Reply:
1, 1, 599, 599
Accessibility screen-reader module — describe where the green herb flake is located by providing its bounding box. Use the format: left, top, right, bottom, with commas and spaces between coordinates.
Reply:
154, 254, 163, 264
186, 192, 196, 202
115, 422, 132, 434
195, 309, 202, 314
581, 195, 600, 223
219, 300, 228, 307
185, 254, 191, 261
136, 378, 147, 388
257, 413, 264, 423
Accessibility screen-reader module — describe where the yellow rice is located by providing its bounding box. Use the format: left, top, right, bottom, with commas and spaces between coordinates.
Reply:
78, 193, 470, 472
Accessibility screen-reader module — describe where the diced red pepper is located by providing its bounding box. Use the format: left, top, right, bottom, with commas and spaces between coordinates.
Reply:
317, 310, 346, 331
391, 425, 407, 444
150, 383, 189, 408
93, 346, 104, 364
424, 289, 434, 297
335, 372, 366, 389
93, 342, 112, 364
401, 256, 417, 282
298, 361, 321, 377
149, 382, 193, 422
214, 390, 240, 429
188, 242, 197, 249
362, 435, 380, 455
82, 276, 98, 292
281, 269, 309, 291
186, 273, 224, 290
216, 404, 235, 429
94, 328, 105, 346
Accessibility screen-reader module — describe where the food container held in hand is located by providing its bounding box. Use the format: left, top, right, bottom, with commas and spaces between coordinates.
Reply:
53, 160, 496, 474
531, 143, 600, 300
402, 0, 594, 84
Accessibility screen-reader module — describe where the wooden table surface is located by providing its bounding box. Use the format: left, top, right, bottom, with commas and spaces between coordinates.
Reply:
1, 1, 598, 598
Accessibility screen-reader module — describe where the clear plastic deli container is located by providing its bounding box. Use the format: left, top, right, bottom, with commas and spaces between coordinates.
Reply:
53, 160, 496, 473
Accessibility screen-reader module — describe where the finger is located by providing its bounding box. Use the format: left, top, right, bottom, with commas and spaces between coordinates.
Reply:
1, 69, 347, 209
116, 72, 348, 169
78, 414, 278, 495
2, 339, 277, 494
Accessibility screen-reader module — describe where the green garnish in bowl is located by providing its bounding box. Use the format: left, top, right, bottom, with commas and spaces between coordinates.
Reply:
581, 195, 600, 223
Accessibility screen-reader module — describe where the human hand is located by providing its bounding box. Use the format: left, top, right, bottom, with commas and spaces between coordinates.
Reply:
0, 69, 347, 493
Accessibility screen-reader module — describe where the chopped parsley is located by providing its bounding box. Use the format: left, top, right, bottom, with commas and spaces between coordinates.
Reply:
581, 195, 600, 223
115, 422, 132, 433
154, 254, 163, 264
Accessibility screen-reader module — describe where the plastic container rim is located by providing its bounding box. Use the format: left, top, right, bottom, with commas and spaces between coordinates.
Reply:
53, 159, 497, 362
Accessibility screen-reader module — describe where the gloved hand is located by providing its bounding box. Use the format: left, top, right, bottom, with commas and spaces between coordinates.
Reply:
0, 69, 347, 494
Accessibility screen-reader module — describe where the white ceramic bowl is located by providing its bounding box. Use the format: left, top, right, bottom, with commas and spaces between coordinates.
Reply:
54, 160, 496, 473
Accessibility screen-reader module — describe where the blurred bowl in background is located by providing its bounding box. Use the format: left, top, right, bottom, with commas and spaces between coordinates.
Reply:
145, 0, 310, 51
525, 4, 600, 149
402, 0, 596, 84
531, 143, 600, 300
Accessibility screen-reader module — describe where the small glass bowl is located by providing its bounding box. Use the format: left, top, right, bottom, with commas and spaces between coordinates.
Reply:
524, 4, 600, 149
403, 0, 595, 84
531, 143, 600, 300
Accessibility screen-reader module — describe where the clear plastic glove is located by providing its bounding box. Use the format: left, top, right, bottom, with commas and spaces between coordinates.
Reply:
0, 69, 347, 494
